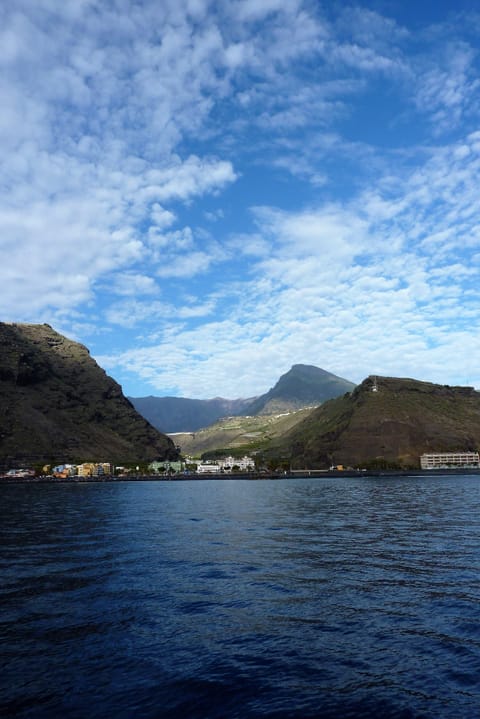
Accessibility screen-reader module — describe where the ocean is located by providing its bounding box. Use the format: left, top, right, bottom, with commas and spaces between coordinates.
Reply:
1, 476, 480, 718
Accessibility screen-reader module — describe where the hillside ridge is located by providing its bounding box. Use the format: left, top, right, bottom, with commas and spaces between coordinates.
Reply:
273, 375, 480, 469
131, 364, 355, 432
0, 323, 178, 466
243, 363, 355, 416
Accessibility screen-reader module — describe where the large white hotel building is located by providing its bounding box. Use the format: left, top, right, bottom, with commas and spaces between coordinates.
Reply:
420, 452, 480, 469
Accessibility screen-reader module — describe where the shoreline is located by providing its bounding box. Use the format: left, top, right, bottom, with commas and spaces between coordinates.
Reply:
2, 468, 480, 483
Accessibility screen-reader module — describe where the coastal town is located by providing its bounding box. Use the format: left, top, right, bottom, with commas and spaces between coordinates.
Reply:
0, 455, 257, 480
3, 452, 480, 480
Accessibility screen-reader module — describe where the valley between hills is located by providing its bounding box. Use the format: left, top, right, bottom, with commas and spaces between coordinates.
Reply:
2, 322, 480, 473
168, 407, 316, 459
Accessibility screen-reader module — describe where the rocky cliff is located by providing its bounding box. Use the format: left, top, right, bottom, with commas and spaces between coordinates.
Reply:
0, 323, 179, 466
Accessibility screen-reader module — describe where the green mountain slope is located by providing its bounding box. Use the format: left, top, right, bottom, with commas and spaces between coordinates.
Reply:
0, 323, 179, 466
171, 407, 315, 458
272, 376, 480, 469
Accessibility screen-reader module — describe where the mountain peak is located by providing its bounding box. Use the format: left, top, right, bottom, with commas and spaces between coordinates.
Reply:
242, 364, 356, 416
130, 365, 356, 432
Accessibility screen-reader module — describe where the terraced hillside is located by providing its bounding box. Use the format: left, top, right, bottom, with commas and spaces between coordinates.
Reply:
170, 407, 315, 458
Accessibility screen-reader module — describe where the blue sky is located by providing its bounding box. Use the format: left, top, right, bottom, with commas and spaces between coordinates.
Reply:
2, 0, 480, 398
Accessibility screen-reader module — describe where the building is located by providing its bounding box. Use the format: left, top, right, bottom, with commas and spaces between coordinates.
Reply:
196, 462, 222, 474
148, 460, 184, 474
420, 452, 480, 469
195, 456, 256, 473
218, 455, 255, 472
4, 468, 35, 478
77, 462, 96, 477
52, 464, 76, 478
92, 463, 112, 476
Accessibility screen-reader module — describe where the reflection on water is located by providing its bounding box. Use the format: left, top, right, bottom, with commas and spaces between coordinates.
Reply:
2, 476, 480, 718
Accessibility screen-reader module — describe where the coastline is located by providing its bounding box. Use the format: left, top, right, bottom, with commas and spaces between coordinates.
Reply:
2, 467, 480, 482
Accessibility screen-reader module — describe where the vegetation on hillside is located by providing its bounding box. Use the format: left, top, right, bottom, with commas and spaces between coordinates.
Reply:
265, 376, 480, 469
170, 408, 315, 458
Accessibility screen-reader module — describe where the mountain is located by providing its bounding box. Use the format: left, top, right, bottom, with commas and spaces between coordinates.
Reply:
130, 364, 355, 433
241, 364, 356, 416
0, 323, 179, 467
129, 396, 253, 433
273, 375, 480, 469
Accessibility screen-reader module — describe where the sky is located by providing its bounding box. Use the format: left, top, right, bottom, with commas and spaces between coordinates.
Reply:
2, 0, 480, 399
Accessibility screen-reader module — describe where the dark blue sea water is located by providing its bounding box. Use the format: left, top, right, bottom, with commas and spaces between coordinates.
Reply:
2, 476, 480, 719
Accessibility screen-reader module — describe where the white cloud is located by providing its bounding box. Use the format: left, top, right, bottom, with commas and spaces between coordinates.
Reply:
156, 252, 213, 279
252, 205, 369, 271
101, 131, 480, 396
0, 0, 244, 322
231, 0, 301, 24
150, 204, 176, 229
139, 157, 237, 203
108, 273, 160, 297
331, 43, 400, 73
4, 0, 480, 397
104, 300, 172, 329
413, 42, 479, 133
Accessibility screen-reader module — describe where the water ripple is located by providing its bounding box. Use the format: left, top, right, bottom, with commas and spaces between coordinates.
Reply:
2, 476, 480, 717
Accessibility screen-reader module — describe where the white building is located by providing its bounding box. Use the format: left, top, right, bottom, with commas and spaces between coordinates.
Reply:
195, 456, 256, 473
196, 463, 222, 474
219, 455, 255, 472
420, 452, 480, 469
